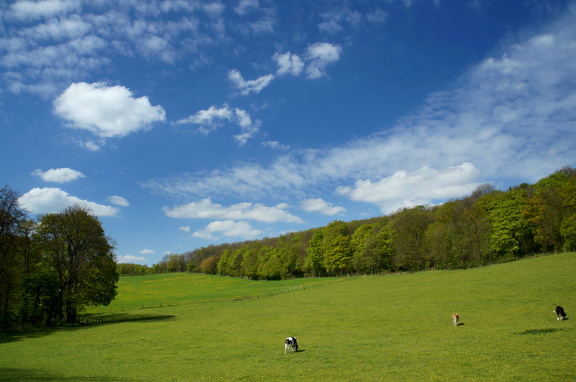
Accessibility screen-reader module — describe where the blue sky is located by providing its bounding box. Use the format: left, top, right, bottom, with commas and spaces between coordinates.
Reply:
2, 0, 575, 266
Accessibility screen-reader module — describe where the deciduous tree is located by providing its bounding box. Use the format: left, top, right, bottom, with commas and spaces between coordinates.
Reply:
34, 205, 118, 324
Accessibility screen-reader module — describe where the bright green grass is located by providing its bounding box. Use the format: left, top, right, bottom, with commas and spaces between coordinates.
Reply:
1, 253, 575, 381
86, 273, 343, 313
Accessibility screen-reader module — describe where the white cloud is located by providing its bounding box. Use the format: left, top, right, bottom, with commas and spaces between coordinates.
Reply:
228, 69, 274, 95
305, 42, 342, 79
366, 8, 389, 24
179, 226, 191, 232
53, 82, 166, 139
18, 187, 119, 216
234, 0, 260, 15
336, 163, 481, 214
147, 10, 576, 211
139, 249, 155, 254
117, 255, 146, 262
318, 8, 362, 35
262, 140, 290, 150
31, 168, 84, 183
107, 195, 130, 207
163, 198, 303, 223
192, 220, 263, 240
176, 104, 260, 145
301, 198, 346, 216
273, 43, 341, 79
7, 0, 80, 21
273, 52, 304, 76
20, 15, 91, 41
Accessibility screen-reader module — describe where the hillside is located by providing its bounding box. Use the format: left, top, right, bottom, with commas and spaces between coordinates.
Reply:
2, 253, 575, 381
138, 167, 576, 280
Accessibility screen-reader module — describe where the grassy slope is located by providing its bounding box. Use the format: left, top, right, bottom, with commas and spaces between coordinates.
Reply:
1, 253, 575, 381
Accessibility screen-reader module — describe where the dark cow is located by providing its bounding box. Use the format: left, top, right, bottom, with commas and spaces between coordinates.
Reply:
284, 337, 298, 353
554, 306, 567, 321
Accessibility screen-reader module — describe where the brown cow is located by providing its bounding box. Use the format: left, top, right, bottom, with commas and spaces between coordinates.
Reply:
452, 313, 460, 326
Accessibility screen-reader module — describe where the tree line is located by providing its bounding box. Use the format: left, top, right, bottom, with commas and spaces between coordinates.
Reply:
135, 167, 576, 279
0, 189, 118, 328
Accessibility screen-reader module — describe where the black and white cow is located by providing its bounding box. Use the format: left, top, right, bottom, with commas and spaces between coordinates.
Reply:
554, 306, 567, 321
285, 337, 298, 353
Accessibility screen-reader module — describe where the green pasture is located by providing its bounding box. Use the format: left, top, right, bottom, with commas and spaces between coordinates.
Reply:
86, 273, 343, 312
1, 253, 575, 381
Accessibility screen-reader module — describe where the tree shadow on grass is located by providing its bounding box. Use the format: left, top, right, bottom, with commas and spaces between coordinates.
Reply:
515, 328, 562, 335
0, 313, 174, 344
0, 367, 133, 382
98, 313, 175, 325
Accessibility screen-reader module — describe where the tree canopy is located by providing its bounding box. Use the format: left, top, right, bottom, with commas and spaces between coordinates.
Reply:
144, 167, 576, 279
0, 192, 118, 327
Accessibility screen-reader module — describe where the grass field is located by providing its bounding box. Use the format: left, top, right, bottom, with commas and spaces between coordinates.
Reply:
1, 253, 575, 381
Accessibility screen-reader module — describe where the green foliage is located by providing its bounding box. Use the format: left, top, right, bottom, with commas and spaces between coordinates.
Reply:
117, 263, 151, 275
136, 167, 576, 279
480, 189, 532, 260
392, 206, 434, 270
305, 229, 326, 276
33, 206, 118, 324
0, 195, 119, 327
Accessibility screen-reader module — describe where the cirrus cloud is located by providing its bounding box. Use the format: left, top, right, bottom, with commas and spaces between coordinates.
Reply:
147, 9, 576, 214
6, 0, 81, 21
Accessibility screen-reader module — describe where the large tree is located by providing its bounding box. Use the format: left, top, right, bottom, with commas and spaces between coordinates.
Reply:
392, 206, 434, 271
34, 205, 118, 324
0, 186, 29, 325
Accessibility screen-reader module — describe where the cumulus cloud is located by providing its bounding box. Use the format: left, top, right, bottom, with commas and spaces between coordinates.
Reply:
336, 163, 481, 213
176, 104, 260, 145
305, 42, 342, 79
273, 43, 341, 79
273, 52, 304, 76
53, 82, 166, 140
18, 187, 119, 216
31, 167, 84, 183
107, 195, 130, 207
163, 198, 303, 223
192, 220, 263, 240
301, 198, 346, 216
228, 69, 274, 95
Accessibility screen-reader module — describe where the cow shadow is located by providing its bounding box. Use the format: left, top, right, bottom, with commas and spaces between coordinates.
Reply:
515, 328, 562, 335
